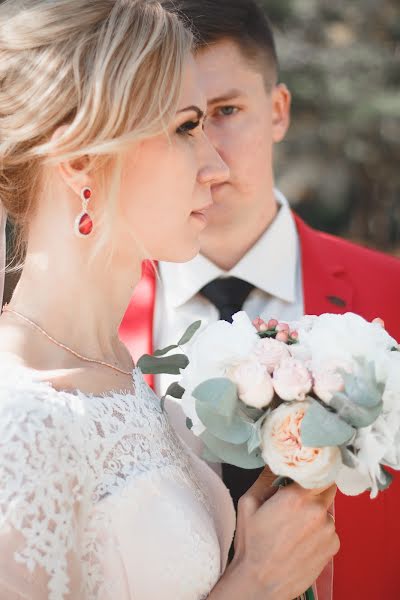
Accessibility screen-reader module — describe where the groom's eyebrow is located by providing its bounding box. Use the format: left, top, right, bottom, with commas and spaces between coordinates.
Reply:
207, 89, 244, 106
178, 105, 205, 119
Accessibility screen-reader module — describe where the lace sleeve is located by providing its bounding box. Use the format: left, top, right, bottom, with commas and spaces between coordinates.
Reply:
0, 386, 87, 600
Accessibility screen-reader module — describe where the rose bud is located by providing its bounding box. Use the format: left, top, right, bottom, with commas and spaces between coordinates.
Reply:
276, 331, 289, 343
268, 319, 279, 330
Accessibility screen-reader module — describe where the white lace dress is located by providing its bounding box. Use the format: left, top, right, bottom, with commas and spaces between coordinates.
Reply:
0, 365, 236, 600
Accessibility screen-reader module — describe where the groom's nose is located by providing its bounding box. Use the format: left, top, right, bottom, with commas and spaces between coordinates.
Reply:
197, 132, 230, 187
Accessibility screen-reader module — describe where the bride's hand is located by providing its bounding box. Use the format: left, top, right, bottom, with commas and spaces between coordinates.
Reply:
209, 467, 339, 600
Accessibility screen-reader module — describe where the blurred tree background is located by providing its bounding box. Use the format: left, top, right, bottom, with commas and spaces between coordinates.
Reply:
261, 0, 400, 256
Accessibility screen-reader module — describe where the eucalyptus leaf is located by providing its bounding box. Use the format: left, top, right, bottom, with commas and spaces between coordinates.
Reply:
165, 382, 185, 399
137, 353, 189, 375
200, 430, 265, 469
377, 466, 393, 491
194, 379, 252, 444
247, 414, 267, 454
329, 391, 383, 428
178, 320, 202, 346
196, 402, 253, 444
201, 447, 223, 463
154, 344, 179, 357
339, 360, 383, 409
193, 378, 239, 419
300, 401, 355, 447
339, 445, 358, 468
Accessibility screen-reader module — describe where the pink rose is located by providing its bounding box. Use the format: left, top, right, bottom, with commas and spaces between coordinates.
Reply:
261, 401, 342, 488
313, 359, 353, 403
273, 357, 312, 401
254, 338, 291, 374
229, 360, 275, 409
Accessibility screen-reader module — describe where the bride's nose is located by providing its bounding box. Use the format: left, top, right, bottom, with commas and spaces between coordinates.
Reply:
197, 133, 230, 187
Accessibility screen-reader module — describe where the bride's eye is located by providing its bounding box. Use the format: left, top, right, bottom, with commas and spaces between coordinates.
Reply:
176, 120, 201, 137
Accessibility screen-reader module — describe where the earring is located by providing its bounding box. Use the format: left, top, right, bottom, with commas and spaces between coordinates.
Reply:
75, 186, 93, 237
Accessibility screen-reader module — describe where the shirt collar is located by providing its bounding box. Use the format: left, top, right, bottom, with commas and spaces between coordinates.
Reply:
159, 189, 299, 308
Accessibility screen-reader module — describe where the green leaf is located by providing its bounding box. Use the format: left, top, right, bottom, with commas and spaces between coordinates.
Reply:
186, 417, 193, 430
178, 320, 202, 346
377, 466, 393, 492
165, 382, 185, 399
247, 413, 268, 454
329, 391, 383, 428
137, 353, 189, 375
300, 401, 355, 447
339, 360, 383, 409
339, 445, 357, 468
200, 430, 265, 469
194, 379, 252, 444
154, 344, 178, 357
193, 378, 239, 419
201, 447, 222, 463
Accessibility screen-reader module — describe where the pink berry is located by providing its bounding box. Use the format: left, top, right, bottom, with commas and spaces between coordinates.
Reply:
276, 331, 289, 343
268, 319, 278, 329
290, 330, 299, 340
252, 317, 264, 328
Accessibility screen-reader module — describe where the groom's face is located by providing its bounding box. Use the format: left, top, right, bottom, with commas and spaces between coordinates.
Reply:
195, 39, 291, 231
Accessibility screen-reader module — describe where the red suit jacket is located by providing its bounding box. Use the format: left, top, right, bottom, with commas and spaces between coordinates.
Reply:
120, 214, 400, 600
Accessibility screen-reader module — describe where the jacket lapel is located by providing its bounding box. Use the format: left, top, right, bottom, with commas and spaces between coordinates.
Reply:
294, 214, 353, 316
119, 260, 156, 388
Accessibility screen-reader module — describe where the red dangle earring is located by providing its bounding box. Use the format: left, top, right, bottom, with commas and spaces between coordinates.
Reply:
75, 186, 94, 237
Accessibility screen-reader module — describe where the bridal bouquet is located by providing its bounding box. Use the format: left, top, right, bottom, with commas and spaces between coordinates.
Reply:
138, 312, 400, 498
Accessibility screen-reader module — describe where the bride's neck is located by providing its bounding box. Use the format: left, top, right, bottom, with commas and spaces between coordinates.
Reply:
7, 240, 142, 368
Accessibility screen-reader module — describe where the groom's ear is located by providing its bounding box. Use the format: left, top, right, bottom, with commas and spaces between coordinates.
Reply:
271, 83, 291, 144
51, 125, 91, 195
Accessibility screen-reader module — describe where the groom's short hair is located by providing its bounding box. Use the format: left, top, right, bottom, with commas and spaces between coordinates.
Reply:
161, 0, 279, 91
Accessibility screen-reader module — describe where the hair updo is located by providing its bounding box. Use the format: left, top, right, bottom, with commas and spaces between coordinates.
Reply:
0, 0, 192, 256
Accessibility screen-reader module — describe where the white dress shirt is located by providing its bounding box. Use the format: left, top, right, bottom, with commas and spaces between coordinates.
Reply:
154, 190, 304, 469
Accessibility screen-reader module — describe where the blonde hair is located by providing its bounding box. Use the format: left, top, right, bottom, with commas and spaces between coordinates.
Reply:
0, 0, 193, 265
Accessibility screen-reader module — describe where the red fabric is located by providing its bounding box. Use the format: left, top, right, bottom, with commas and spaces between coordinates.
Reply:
121, 215, 400, 598
119, 260, 156, 388
294, 214, 400, 600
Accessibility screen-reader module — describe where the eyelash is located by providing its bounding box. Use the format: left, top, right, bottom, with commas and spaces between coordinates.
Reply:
176, 120, 201, 136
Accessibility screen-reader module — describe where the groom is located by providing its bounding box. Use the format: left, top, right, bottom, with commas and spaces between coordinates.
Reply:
120, 1, 400, 598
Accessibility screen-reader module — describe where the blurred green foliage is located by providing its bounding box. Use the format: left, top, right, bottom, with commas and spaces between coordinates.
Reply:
260, 0, 400, 254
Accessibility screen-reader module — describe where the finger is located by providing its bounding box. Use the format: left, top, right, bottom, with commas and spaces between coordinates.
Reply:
311, 484, 337, 509
241, 467, 278, 513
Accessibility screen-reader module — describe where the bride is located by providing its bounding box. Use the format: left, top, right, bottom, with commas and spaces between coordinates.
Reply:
0, 1, 338, 599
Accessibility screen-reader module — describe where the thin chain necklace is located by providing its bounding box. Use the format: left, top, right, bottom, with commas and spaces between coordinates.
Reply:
2, 305, 133, 376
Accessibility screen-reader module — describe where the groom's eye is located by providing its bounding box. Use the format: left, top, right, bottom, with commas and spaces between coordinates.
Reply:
176, 119, 201, 136
217, 106, 238, 117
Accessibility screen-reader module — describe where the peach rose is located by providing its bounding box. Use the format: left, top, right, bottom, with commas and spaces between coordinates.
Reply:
229, 360, 275, 409
254, 338, 291, 374
273, 357, 312, 401
261, 401, 342, 488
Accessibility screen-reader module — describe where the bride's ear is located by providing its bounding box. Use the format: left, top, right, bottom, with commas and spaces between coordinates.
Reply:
51, 125, 91, 195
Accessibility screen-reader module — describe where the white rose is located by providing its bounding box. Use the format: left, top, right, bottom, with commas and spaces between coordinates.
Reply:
297, 313, 397, 376
313, 358, 354, 403
261, 401, 342, 489
273, 357, 312, 401
253, 338, 291, 373
229, 359, 274, 409
179, 311, 259, 436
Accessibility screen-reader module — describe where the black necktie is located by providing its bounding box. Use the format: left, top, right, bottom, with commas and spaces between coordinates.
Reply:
199, 277, 264, 525
200, 277, 255, 323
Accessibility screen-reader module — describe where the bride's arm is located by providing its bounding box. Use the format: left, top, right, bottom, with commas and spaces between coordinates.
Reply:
0, 389, 86, 600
